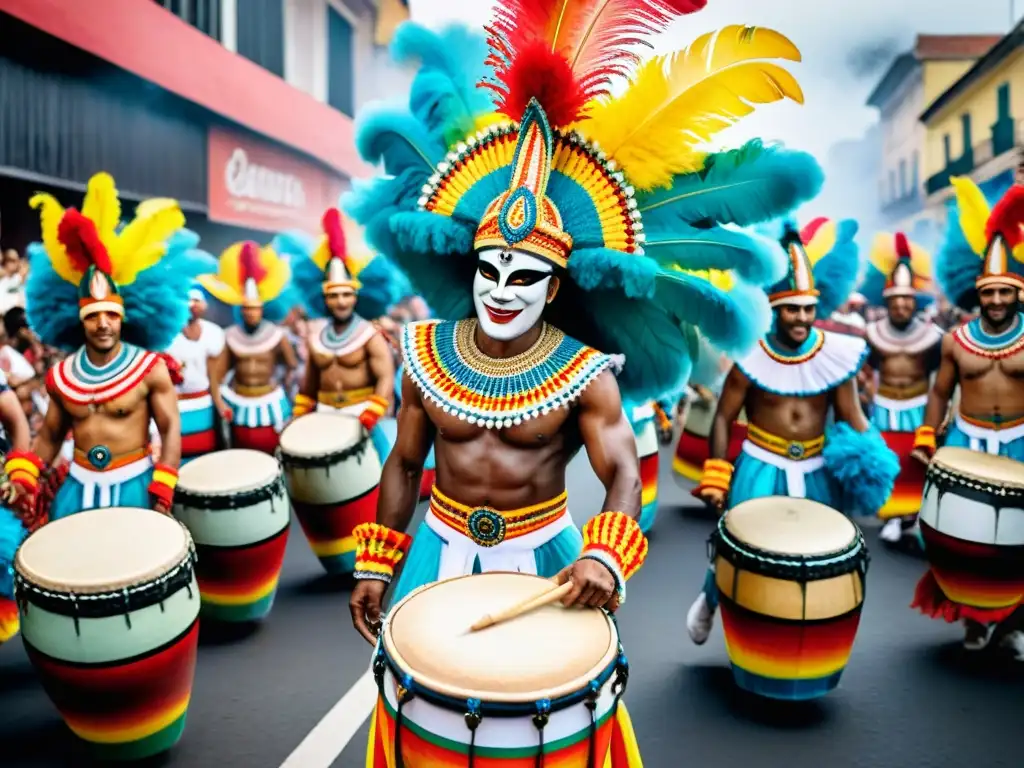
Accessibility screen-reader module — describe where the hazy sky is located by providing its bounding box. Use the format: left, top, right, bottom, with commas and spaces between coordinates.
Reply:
407, 0, 1019, 160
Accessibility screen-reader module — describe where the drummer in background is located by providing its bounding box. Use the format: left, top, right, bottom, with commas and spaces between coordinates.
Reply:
911, 179, 1024, 655
687, 220, 898, 645
278, 209, 397, 457
4, 173, 189, 521
197, 242, 299, 455
163, 283, 228, 463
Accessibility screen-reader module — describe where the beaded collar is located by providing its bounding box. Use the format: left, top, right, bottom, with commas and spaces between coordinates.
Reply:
759, 328, 825, 365
49, 342, 161, 408
401, 319, 615, 428
736, 329, 868, 397
953, 314, 1024, 360
226, 321, 283, 356
308, 316, 376, 357
866, 317, 943, 356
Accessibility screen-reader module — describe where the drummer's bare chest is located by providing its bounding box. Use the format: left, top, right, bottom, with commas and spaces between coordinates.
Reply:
955, 346, 1024, 381
310, 346, 368, 371
425, 399, 572, 448
61, 385, 148, 419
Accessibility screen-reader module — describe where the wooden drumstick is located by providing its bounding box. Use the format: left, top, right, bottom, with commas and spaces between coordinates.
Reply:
469, 580, 574, 632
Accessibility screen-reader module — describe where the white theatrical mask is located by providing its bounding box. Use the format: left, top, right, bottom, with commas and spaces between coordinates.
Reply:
473, 248, 553, 341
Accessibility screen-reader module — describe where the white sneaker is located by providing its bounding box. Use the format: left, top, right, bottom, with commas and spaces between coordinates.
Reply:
963, 621, 996, 651
686, 592, 715, 645
999, 630, 1024, 661
879, 518, 902, 543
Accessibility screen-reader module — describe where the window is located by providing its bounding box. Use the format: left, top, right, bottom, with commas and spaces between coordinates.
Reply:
327, 6, 355, 117
997, 82, 1011, 120
899, 159, 907, 197
961, 113, 972, 154
154, 0, 221, 40
943, 134, 952, 164
236, 0, 285, 77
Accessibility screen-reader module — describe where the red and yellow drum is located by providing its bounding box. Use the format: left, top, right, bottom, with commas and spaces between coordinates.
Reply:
15, 507, 200, 760
877, 431, 927, 519
673, 399, 746, 483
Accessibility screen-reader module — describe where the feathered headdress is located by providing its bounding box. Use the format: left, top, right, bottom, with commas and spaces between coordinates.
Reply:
197, 241, 297, 323
859, 231, 935, 308
26, 173, 198, 351
765, 217, 861, 318
345, 14, 823, 402
936, 177, 1024, 310
273, 209, 409, 321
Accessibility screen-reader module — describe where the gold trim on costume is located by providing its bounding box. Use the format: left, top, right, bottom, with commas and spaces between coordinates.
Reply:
876, 381, 928, 400
231, 382, 276, 398
428, 486, 568, 547
317, 388, 375, 408
747, 423, 824, 460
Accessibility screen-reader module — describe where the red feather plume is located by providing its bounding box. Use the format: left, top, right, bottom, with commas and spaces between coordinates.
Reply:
799, 217, 829, 245
238, 241, 268, 284
987, 185, 1024, 249
482, 0, 706, 125
56, 208, 113, 275
894, 232, 911, 260
322, 208, 348, 261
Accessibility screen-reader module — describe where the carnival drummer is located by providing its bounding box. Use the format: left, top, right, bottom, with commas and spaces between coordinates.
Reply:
5, 174, 192, 519
687, 220, 898, 645
198, 241, 299, 454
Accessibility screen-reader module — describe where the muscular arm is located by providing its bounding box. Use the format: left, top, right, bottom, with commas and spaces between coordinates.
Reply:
833, 377, 870, 432
32, 383, 72, 464
148, 361, 182, 469
0, 389, 30, 451
376, 372, 435, 532
278, 337, 299, 371
710, 365, 749, 459
578, 370, 641, 520
298, 340, 319, 399
922, 334, 957, 430
208, 347, 229, 411
366, 333, 395, 405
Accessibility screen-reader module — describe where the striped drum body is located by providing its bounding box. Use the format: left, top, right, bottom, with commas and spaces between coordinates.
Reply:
15, 508, 200, 761
632, 404, 659, 534
173, 450, 290, 623
280, 412, 382, 574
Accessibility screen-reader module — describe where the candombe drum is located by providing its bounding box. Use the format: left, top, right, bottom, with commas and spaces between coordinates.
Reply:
173, 449, 290, 622
370, 572, 632, 766
280, 412, 382, 574
916, 447, 1024, 620
15, 508, 200, 760
713, 497, 868, 700
0, 504, 28, 645
672, 397, 747, 483
632, 404, 660, 533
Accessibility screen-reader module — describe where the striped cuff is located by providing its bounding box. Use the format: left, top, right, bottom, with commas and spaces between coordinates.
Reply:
580, 511, 648, 583
353, 522, 412, 582
359, 395, 389, 430
148, 463, 179, 507
694, 459, 733, 494
5, 450, 45, 492
293, 394, 316, 418
913, 426, 936, 453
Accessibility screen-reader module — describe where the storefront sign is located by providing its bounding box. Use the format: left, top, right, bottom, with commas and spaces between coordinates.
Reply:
208, 126, 347, 233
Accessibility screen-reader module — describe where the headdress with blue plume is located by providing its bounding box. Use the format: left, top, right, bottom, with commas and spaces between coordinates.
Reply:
26, 173, 198, 351
344, 14, 824, 402
197, 241, 298, 324
272, 208, 408, 321
859, 231, 935, 309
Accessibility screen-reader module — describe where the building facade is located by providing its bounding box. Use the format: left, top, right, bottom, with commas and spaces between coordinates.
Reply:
0, 0, 410, 255
865, 35, 1000, 245
921, 19, 1024, 219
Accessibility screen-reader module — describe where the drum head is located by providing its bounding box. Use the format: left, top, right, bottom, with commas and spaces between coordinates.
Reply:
724, 497, 856, 556
384, 573, 617, 702
178, 449, 279, 494
931, 447, 1024, 489
279, 412, 362, 458
16, 507, 190, 594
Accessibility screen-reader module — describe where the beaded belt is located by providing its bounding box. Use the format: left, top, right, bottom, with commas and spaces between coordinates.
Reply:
428, 486, 568, 547
178, 389, 211, 401
958, 411, 1024, 430
74, 445, 150, 472
232, 382, 276, 398
318, 387, 374, 408
877, 381, 928, 400
746, 424, 824, 461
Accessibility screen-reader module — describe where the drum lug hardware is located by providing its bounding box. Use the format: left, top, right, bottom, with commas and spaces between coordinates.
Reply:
464, 697, 482, 731
372, 653, 386, 688
612, 654, 629, 696
584, 680, 600, 711
532, 698, 551, 730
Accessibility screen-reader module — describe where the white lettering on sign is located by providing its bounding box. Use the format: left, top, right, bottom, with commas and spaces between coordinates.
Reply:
224, 148, 307, 209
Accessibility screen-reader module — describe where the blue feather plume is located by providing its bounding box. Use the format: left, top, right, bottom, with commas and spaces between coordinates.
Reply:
355, 107, 446, 176
823, 422, 899, 516
934, 184, 1010, 310
689, 333, 730, 391
643, 224, 788, 287
813, 219, 862, 318
0, 505, 26, 601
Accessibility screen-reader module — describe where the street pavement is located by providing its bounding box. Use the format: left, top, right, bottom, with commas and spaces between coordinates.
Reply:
1, 444, 1021, 768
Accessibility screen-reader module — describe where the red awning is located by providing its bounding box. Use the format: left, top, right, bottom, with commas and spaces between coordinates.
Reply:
0, 0, 375, 178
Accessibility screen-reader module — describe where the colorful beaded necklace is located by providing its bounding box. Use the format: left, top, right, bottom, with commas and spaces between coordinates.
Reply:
953, 314, 1024, 360
313, 315, 375, 357
759, 327, 825, 365
50, 342, 160, 408
402, 318, 614, 428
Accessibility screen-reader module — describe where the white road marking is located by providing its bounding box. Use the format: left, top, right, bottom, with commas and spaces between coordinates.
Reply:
278, 666, 377, 768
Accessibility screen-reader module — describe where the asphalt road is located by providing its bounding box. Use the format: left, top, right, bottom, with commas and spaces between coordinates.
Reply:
1, 444, 1021, 768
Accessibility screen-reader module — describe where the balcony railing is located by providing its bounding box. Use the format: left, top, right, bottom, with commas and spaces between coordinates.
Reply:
925, 152, 975, 195
992, 118, 1018, 158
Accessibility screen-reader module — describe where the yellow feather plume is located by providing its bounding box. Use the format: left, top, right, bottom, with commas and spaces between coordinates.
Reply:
29, 193, 81, 286
869, 232, 933, 279
112, 201, 186, 286
80, 172, 121, 243
803, 220, 836, 266
672, 265, 735, 291
255, 245, 290, 302
949, 176, 990, 255
312, 216, 374, 274
580, 25, 803, 190
197, 242, 291, 306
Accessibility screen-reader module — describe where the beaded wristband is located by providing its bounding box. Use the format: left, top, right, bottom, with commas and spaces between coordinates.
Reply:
359, 395, 389, 430
580, 511, 648, 587
293, 394, 316, 418
694, 458, 733, 493
148, 463, 179, 507
5, 450, 45, 492
913, 426, 936, 453
353, 522, 412, 583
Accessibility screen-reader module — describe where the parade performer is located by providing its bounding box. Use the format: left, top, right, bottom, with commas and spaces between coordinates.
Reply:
912, 178, 1024, 653
275, 208, 401, 461
6, 173, 190, 520
687, 217, 899, 644
198, 241, 299, 454
343, 9, 824, 762
860, 231, 942, 542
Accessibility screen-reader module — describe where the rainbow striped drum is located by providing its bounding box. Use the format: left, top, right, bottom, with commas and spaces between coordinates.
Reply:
713, 497, 867, 700
15, 508, 200, 760
173, 449, 290, 622
631, 404, 659, 534
280, 412, 382, 574
369, 572, 632, 767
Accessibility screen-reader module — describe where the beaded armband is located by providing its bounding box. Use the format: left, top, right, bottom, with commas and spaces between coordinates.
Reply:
293, 394, 316, 418
913, 426, 936, 454
579, 511, 649, 603
693, 459, 733, 496
5, 450, 45, 493
359, 395, 389, 430
353, 522, 412, 583
148, 463, 179, 507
